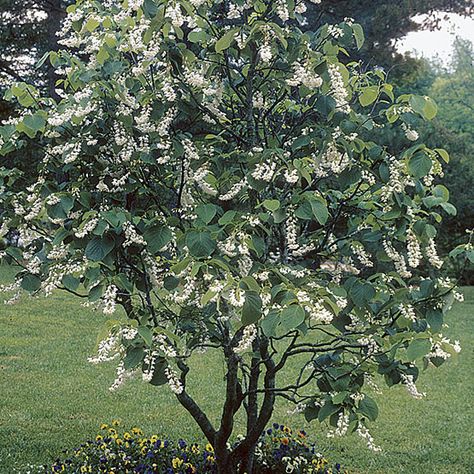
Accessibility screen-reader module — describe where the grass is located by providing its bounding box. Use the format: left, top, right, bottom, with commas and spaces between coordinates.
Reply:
0, 263, 473, 473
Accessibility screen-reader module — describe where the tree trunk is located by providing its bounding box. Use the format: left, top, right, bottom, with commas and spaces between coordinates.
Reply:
45, 0, 65, 100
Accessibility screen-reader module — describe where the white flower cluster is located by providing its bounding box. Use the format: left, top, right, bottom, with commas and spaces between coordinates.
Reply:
286, 62, 323, 89
219, 178, 248, 201
235, 324, 257, 353
284, 169, 299, 184
110, 361, 137, 392
142, 350, 159, 382
406, 229, 422, 268
351, 243, 373, 268
327, 64, 350, 113
165, 367, 183, 394
228, 288, 246, 308
383, 240, 411, 279
425, 238, 443, 269
356, 425, 382, 452
102, 284, 118, 315
75, 217, 99, 238
315, 142, 350, 177
87, 332, 121, 364
402, 123, 419, 141
123, 222, 147, 247
252, 161, 277, 182
327, 25, 344, 39
400, 374, 425, 399
275, 0, 289, 22
155, 333, 177, 358
399, 304, 416, 322
327, 412, 349, 438
259, 43, 272, 63
380, 157, 415, 209
193, 167, 218, 196
357, 336, 379, 356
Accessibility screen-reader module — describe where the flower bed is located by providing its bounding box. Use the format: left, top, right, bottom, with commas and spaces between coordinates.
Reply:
44, 422, 346, 473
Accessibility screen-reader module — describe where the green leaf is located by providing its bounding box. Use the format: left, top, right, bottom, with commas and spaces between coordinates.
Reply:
408, 154, 432, 179
359, 395, 378, 421
219, 210, 237, 226
196, 204, 217, 224
138, 326, 153, 346
350, 280, 375, 307
185, 231, 216, 258
359, 86, 379, 107
85, 236, 115, 262
21, 274, 41, 292
407, 338, 431, 361
144, 225, 172, 253
23, 113, 46, 133
310, 196, 329, 225
85, 17, 100, 32
435, 148, 449, 163
62, 274, 80, 292
423, 96, 438, 120
352, 23, 365, 49
426, 308, 443, 332
304, 403, 320, 422
124, 347, 144, 370
148, 358, 168, 386
241, 291, 262, 326
279, 305, 305, 332
318, 402, 339, 422
440, 202, 457, 216
215, 28, 238, 53
261, 310, 279, 337
262, 200, 280, 212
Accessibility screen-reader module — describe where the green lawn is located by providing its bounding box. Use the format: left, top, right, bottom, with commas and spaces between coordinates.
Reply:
0, 263, 473, 473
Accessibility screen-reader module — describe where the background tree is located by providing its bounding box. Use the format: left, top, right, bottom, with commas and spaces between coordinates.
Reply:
304, 0, 474, 71
0, 1, 469, 473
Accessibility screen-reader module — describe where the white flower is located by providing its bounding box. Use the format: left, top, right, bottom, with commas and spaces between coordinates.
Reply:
400, 374, 425, 399
328, 64, 350, 114
102, 285, 118, 314
235, 325, 257, 353
165, 367, 183, 394
259, 44, 272, 63
405, 128, 419, 141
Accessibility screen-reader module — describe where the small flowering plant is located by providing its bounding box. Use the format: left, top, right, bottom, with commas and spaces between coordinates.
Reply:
0, 0, 467, 472
254, 424, 345, 474
42, 422, 345, 474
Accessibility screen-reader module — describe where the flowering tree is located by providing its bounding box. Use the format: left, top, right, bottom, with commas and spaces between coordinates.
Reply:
0, 0, 465, 472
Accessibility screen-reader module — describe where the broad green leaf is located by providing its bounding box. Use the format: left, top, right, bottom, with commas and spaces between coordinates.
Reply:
407, 338, 431, 361
62, 274, 80, 292
350, 280, 375, 308
279, 305, 305, 332
144, 225, 172, 253
318, 402, 339, 422
359, 86, 379, 107
359, 395, 378, 421
215, 28, 238, 53
138, 326, 153, 346
196, 204, 218, 224
21, 274, 41, 292
408, 154, 432, 179
310, 196, 329, 225
241, 291, 262, 326
426, 308, 443, 332
124, 347, 144, 370
85, 236, 115, 261
352, 23, 365, 49
185, 231, 216, 258
262, 200, 280, 212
